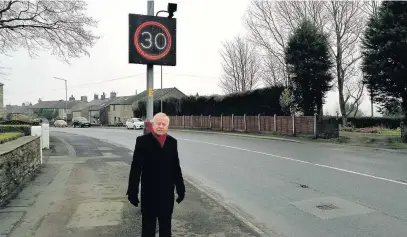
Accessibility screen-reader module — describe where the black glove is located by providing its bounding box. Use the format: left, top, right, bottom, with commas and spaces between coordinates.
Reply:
128, 194, 139, 207
176, 193, 185, 204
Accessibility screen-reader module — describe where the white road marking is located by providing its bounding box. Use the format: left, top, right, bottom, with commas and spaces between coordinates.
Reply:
178, 138, 407, 187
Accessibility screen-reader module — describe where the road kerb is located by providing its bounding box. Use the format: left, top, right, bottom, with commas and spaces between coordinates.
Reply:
184, 174, 273, 237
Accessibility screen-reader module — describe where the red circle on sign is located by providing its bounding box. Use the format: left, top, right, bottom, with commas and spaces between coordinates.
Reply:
134, 21, 172, 61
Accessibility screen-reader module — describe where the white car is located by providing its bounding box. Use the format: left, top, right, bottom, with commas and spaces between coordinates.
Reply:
126, 118, 145, 130
54, 119, 67, 127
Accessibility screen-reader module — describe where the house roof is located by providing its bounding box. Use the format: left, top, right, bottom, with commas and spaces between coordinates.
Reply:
5, 105, 31, 114
107, 87, 183, 106
130, 87, 186, 109
71, 99, 107, 112
88, 97, 121, 111
31, 100, 86, 109
109, 96, 136, 105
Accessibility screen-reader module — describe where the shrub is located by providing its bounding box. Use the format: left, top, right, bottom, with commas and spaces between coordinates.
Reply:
341, 127, 354, 132
354, 127, 379, 133
0, 125, 31, 136
0, 120, 40, 126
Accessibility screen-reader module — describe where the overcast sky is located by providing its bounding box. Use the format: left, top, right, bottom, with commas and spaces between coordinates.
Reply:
0, 0, 379, 116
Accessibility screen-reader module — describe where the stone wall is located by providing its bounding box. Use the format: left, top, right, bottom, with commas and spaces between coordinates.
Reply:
0, 136, 41, 206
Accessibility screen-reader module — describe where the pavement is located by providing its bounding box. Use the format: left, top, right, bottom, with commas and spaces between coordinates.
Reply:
47, 126, 407, 237
0, 132, 261, 237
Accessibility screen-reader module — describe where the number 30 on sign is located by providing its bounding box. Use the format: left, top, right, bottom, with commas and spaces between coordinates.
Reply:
128, 14, 176, 66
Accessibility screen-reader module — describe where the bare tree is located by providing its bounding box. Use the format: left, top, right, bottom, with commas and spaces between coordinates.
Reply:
219, 36, 261, 94
245, 1, 327, 87
0, 0, 99, 63
324, 1, 366, 126
361, 1, 381, 18
344, 79, 364, 118
260, 54, 285, 87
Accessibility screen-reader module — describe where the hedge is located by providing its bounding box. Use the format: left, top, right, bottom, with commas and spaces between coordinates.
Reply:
0, 125, 31, 136
324, 116, 405, 129
0, 120, 40, 126
134, 86, 287, 117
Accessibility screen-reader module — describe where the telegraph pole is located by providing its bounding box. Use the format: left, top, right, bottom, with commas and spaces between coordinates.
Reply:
146, 0, 154, 121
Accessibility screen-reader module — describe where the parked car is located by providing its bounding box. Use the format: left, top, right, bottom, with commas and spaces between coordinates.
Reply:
72, 117, 91, 128
126, 118, 145, 130
54, 120, 67, 127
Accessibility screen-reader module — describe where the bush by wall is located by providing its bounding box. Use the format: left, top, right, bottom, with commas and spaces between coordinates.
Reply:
134, 86, 287, 117
0, 125, 31, 136
324, 116, 405, 129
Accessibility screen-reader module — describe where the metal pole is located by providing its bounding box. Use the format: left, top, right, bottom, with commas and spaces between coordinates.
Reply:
64, 79, 67, 120
146, 0, 154, 121
161, 65, 163, 112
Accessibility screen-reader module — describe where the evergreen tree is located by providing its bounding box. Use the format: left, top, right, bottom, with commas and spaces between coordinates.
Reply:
285, 20, 333, 116
361, 1, 407, 121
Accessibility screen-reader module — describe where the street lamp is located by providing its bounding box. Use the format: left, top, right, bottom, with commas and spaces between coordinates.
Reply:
53, 77, 68, 119
156, 3, 177, 112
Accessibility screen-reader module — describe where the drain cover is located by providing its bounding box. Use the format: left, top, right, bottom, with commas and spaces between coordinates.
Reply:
316, 203, 338, 210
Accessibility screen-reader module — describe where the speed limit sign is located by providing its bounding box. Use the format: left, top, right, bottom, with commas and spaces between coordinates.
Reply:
129, 14, 176, 66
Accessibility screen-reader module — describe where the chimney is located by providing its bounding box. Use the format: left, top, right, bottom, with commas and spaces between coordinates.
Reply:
101, 92, 106, 100
69, 95, 75, 101
38, 98, 42, 103
110, 91, 117, 98
81, 96, 88, 102
94, 94, 99, 100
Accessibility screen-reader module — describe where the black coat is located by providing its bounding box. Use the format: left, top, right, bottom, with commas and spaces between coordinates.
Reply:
127, 133, 186, 215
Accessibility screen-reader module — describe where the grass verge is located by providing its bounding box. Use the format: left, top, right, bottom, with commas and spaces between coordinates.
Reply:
0, 132, 24, 144
172, 128, 407, 150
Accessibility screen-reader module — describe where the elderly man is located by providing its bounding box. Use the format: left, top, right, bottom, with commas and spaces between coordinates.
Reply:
127, 112, 186, 237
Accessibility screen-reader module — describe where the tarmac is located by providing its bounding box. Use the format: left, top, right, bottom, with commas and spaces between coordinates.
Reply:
0, 132, 262, 237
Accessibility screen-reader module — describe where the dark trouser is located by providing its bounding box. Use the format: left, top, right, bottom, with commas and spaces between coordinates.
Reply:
142, 212, 172, 237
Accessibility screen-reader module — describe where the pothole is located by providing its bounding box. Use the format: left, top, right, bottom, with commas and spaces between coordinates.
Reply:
299, 184, 309, 188
316, 203, 339, 210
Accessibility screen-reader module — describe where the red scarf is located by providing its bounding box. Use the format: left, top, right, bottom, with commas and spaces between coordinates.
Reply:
152, 132, 167, 147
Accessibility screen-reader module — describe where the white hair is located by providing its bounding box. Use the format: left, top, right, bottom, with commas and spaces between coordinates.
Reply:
152, 112, 170, 124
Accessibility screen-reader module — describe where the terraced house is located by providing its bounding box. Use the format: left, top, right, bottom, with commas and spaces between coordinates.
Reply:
71, 93, 110, 122
4, 103, 33, 120
97, 87, 186, 125
29, 95, 87, 121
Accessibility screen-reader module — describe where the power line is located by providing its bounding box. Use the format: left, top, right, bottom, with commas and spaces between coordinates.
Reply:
8, 72, 221, 102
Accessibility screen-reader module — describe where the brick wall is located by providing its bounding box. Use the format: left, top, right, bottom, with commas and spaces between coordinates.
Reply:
168, 115, 323, 136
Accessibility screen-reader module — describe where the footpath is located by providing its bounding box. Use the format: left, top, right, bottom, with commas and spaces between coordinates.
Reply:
0, 132, 261, 237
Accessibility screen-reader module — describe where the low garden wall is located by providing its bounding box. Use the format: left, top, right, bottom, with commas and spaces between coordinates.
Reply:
0, 136, 41, 206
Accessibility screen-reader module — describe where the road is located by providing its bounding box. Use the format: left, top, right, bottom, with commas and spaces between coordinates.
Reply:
52, 127, 407, 237
1, 132, 259, 237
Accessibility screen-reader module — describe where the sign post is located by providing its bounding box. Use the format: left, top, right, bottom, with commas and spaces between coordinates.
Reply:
146, 0, 154, 124
129, 2, 177, 134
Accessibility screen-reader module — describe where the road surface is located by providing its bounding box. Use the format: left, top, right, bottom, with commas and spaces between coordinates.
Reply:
52, 127, 407, 237
1, 132, 259, 237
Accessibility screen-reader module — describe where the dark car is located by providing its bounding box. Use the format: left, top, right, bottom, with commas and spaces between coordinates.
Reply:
73, 117, 91, 128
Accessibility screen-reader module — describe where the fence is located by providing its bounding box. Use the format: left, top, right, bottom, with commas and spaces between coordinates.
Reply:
168, 114, 339, 138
